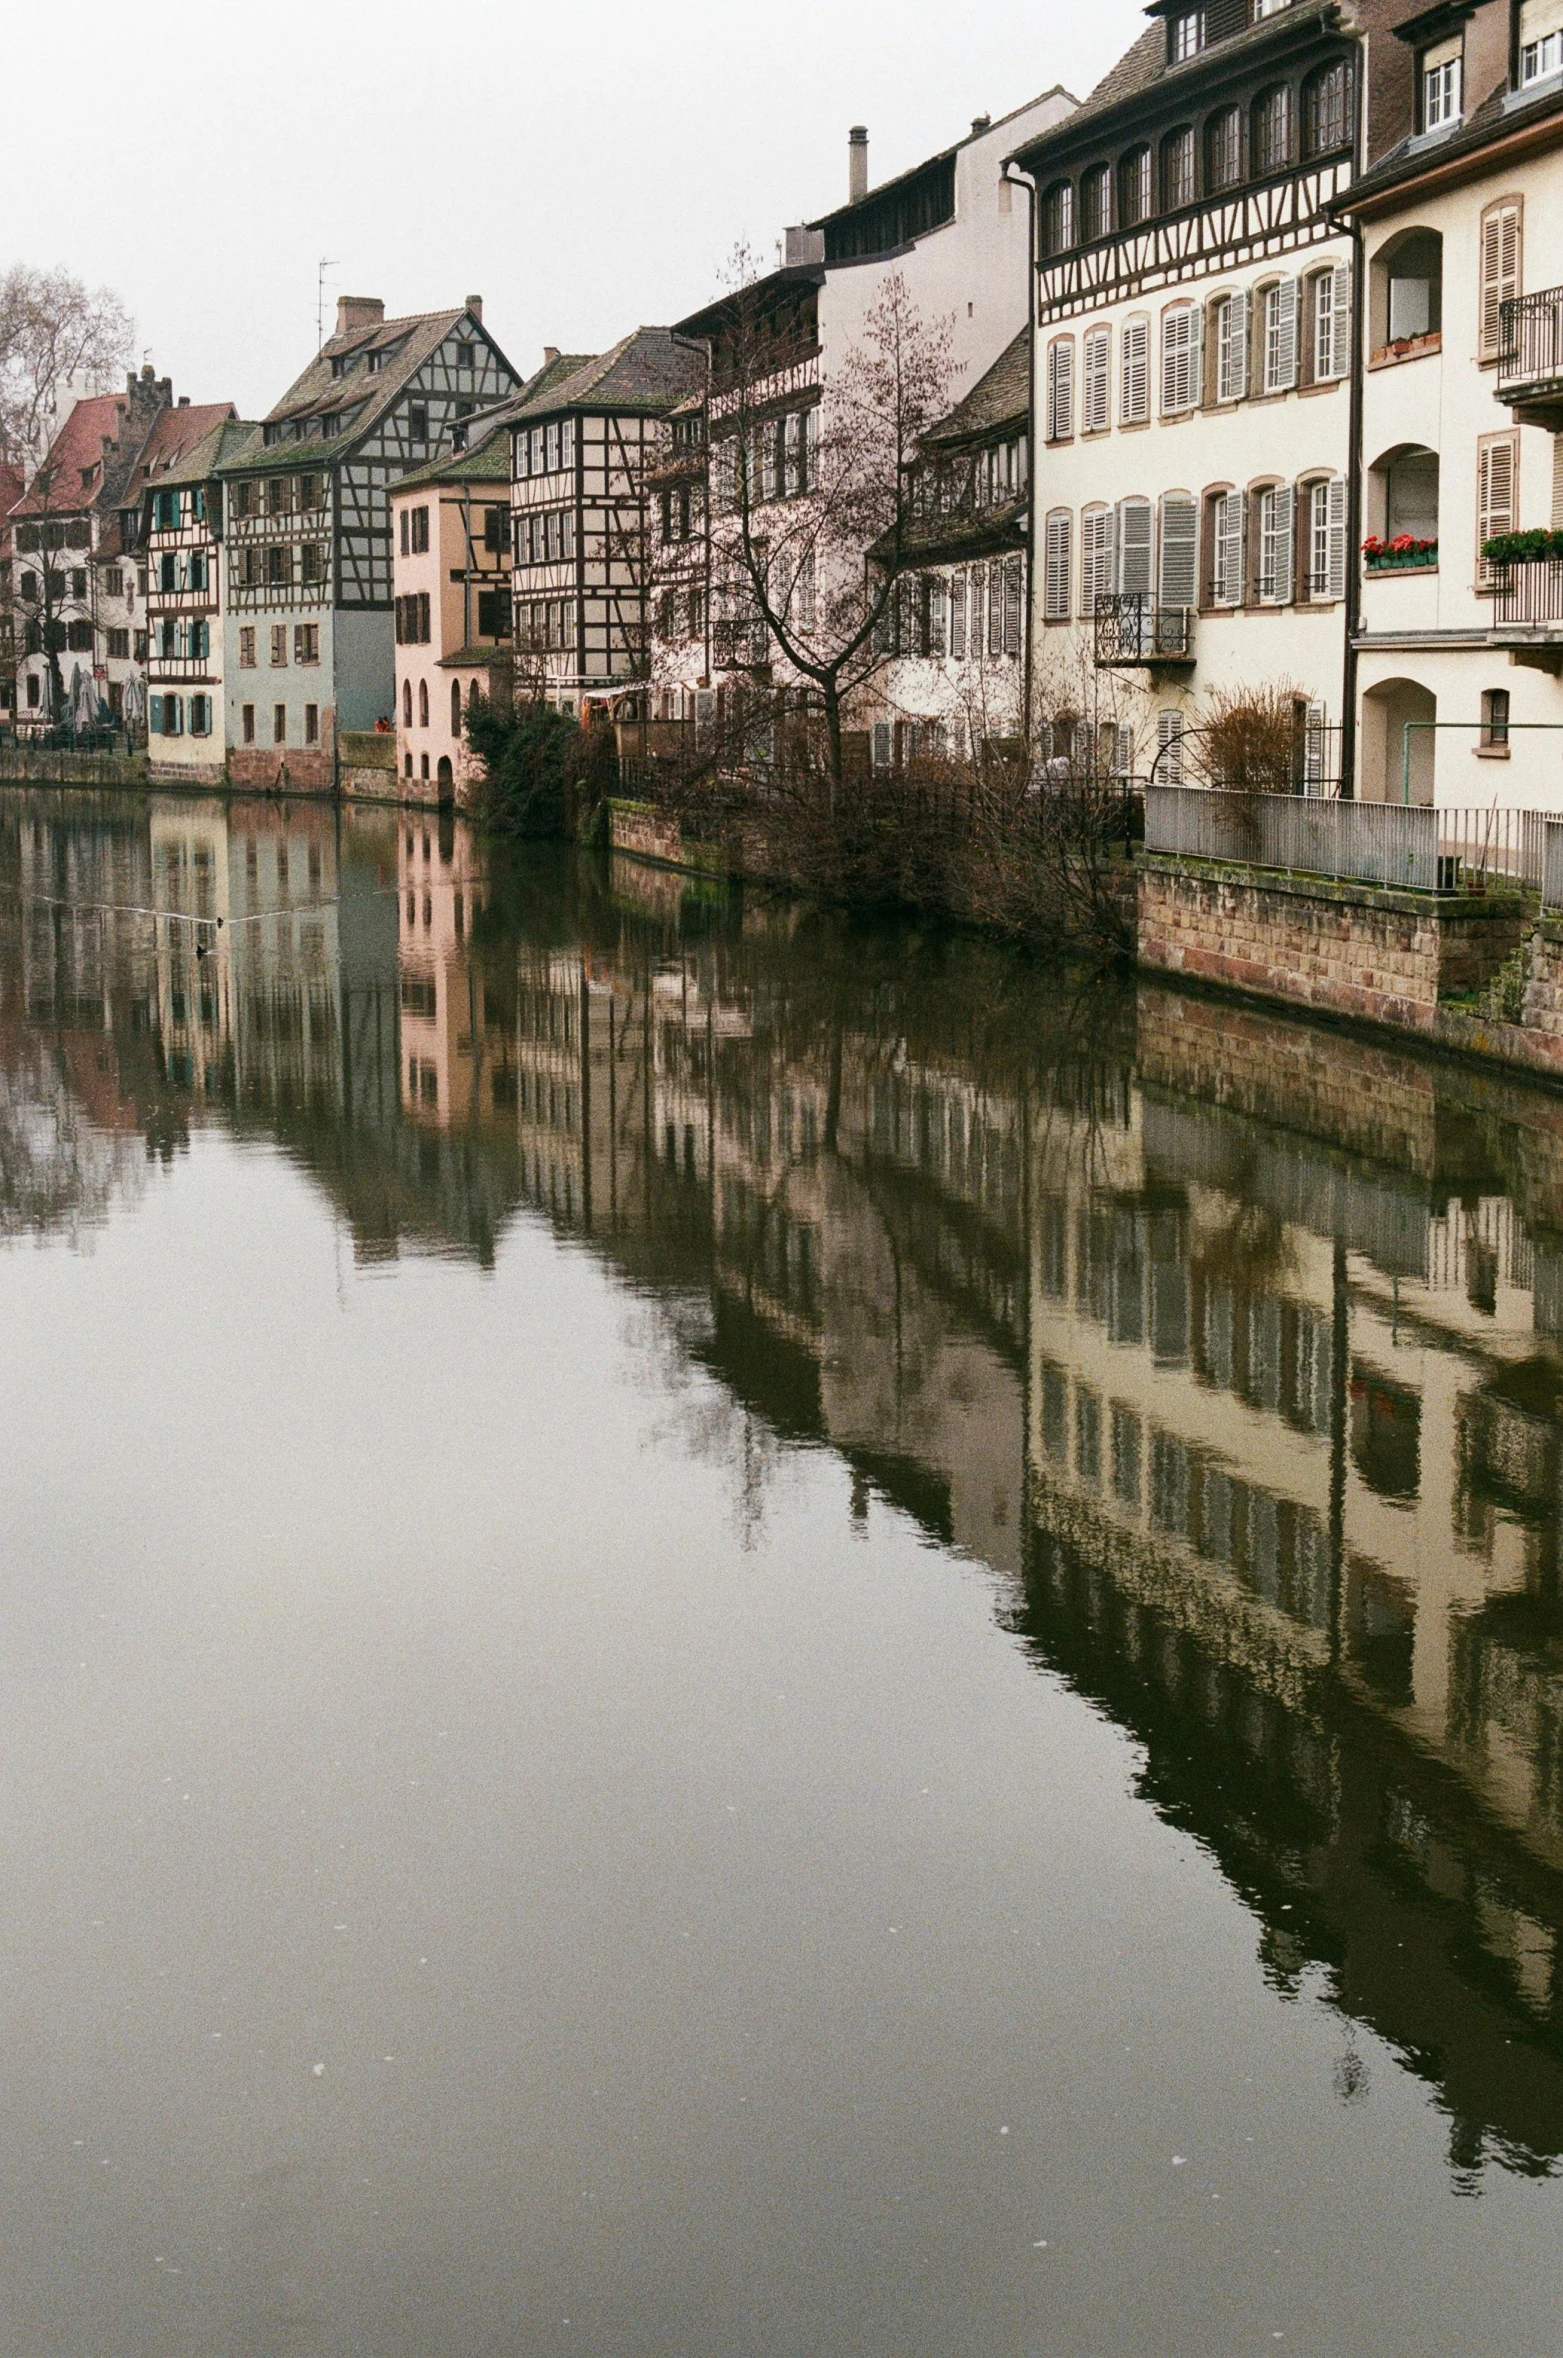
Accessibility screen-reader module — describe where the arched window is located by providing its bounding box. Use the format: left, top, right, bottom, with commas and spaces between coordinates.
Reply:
1117, 147, 1151, 228
1303, 59, 1352, 155
402, 677, 412, 726
418, 677, 429, 728
1253, 86, 1292, 175
1080, 164, 1110, 242
1161, 127, 1195, 211
451, 679, 462, 735
1042, 180, 1074, 255
1369, 225, 1442, 353
1206, 106, 1241, 191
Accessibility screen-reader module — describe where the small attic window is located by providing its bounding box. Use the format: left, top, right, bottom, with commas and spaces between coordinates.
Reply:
80, 464, 97, 489
366, 348, 385, 375
330, 354, 349, 379
455, 340, 475, 375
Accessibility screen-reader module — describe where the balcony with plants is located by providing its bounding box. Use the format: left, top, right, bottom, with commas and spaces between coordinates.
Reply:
1484, 528, 1563, 627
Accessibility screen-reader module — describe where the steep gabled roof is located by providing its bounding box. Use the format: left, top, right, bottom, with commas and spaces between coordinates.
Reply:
507, 330, 703, 421
924, 331, 1028, 447
393, 415, 515, 494
218, 304, 512, 478
130, 402, 239, 494
10, 392, 137, 517
1338, 59, 1563, 209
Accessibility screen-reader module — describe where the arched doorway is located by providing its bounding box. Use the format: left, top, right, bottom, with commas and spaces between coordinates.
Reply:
436, 753, 454, 810
1360, 677, 1437, 803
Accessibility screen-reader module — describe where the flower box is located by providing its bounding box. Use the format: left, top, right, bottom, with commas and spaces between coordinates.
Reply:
1363, 535, 1437, 572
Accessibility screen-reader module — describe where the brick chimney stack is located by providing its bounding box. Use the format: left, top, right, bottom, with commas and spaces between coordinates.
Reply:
849, 125, 869, 203
336, 296, 385, 337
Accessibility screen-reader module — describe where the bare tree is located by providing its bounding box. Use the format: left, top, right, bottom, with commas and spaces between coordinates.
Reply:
697, 253, 955, 793
0, 265, 134, 468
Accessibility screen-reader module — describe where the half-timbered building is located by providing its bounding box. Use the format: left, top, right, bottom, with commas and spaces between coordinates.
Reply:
1339, 0, 1563, 805
869, 331, 1031, 765
649, 94, 1074, 748
138, 405, 248, 785
1013, 0, 1400, 786
509, 334, 704, 719
216, 295, 519, 791
9, 370, 172, 731
391, 411, 520, 805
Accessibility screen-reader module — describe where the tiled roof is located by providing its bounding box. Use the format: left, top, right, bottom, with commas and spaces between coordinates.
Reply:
219, 305, 507, 477
10, 392, 137, 517
924, 331, 1028, 447
393, 415, 515, 493
1340, 69, 1563, 206
508, 330, 704, 420
130, 403, 238, 492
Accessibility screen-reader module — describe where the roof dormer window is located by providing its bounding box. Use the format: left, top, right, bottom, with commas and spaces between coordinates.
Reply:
1171, 9, 1204, 59
1420, 34, 1462, 127
366, 348, 384, 374
1518, 0, 1563, 84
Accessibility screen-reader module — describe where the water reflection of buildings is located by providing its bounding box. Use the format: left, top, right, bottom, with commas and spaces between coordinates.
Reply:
10, 801, 1563, 2178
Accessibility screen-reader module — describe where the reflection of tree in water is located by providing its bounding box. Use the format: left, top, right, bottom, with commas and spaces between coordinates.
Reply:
0, 1036, 144, 1243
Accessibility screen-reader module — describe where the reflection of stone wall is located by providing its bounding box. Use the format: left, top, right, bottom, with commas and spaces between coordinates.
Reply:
1139, 857, 1526, 1034
1137, 983, 1438, 1178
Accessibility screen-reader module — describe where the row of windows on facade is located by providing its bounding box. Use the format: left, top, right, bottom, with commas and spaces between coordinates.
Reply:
151, 488, 209, 531
517, 419, 576, 479
400, 676, 474, 735
238, 702, 322, 745
232, 543, 329, 589
876, 557, 1026, 661
1040, 479, 1348, 618
260, 400, 426, 449
157, 551, 210, 593
22, 617, 136, 658
920, 436, 1028, 518
1045, 264, 1348, 442
237, 624, 321, 668
396, 502, 508, 556
157, 620, 212, 661
516, 509, 576, 566
706, 411, 818, 514
519, 600, 579, 652
150, 692, 216, 737
231, 475, 326, 518
1418, 0, 1562, 134
1040, 61, 1352, 257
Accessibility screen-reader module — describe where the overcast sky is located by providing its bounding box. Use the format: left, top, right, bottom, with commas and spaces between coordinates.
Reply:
5, 0, 1149, 419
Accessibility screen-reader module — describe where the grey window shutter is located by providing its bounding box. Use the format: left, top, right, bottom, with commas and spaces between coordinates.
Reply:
1329, 262, 1351, 380
1275, 277, 1299, 391
1326, 474, 1347, 601
1117, 497, 1153, 595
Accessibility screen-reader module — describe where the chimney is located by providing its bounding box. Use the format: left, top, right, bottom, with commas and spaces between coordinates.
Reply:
336, 295, 385, 338
849, 125, 869, 204
784, 225, 826, 267
178, 394, 190, 408
141, 363, 155, 380
465, 294, 483, 323
544, 345, 560, 365
971, 113, 991, 134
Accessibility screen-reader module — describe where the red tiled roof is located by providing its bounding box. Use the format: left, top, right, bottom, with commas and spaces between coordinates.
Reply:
0, 461, 24, 545
131, 402, 237, 488
9, 392, 134, 517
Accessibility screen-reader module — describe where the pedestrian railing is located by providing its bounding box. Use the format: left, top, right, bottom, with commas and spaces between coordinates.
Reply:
1145, 787, 1551, 896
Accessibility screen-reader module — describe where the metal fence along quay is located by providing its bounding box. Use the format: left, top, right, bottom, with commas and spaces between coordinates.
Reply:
1145, 786, 1559, 900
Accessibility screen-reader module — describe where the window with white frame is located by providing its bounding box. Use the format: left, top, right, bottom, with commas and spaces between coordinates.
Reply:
1082, 505, 1115, 610
1172, 8, 1203, 55
1083, 328, 1111, 433
1121, 316, 1150, 422
1261, 279, 1299, 392
1212, 489, 1244, 605
1304, 474, 1347, 599
1155, 709, 1185, 784
1311, 263, 1350, 381
1421, 36, 1462, 127
1161, 305, 1200, 414
1519, 0, 1563, 82
1215, 291, 1249, 402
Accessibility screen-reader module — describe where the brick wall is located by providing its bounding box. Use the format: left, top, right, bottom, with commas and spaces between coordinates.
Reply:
1139, 856, 1526, 1036
227, 743, 334, 795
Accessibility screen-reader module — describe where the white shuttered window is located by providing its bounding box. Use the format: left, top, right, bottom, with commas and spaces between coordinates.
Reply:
1479, 200, 1521, 359
1213, 490, 1244, 606
1117, 496, 1154, 595
1262, 279, 1299, 392
1257, 484, 1294, 602
1047, 338, 1074, 441
1082, 506, 1115, 610
1043, 511, 1072, 620
1083, 329, 1111, 433
1313, 263, 1350, 381
1159, 491, 1199, 608
1121, 315, 1150, 423
1477, 434, 1518, 583
1161, 305, 1200, 413
1216, 291, 1249, 402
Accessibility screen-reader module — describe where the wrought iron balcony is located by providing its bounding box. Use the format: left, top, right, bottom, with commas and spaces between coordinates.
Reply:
1497, 286, 1563, 421
1094, 594, 1194, 668
1492, 557, 1563, 627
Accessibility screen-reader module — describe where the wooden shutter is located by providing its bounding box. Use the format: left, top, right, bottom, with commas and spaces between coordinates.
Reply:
1161, 306, 1198, 412
1218, 291, 1249, 402
1328, 261, 1351, 380
1271, 278, 1298, 391
1217, 489, 1244, 605
1122, 316, 1149, 422
1084, 330, 1110, 432
1117, 497, 1154, 595
1260, 483, 1294, 602
1044, 511, 1072, 619
1048, 339, 1074, 440
1156, 708, 1185, 785
1082, 506, 1115, 609
1479, 200, 1521, 359
1477, 433, 1518, 580
1326, 473, 1348, 601
1159, 492, 1198, 608
1004, 559, 1023, 655
950, 571, 966, 658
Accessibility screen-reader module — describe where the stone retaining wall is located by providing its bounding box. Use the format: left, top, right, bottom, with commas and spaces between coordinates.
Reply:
1139, 854, 1527, 1035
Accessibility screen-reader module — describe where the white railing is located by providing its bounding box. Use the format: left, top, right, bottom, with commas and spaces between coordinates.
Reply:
1145, 788, 1551, 895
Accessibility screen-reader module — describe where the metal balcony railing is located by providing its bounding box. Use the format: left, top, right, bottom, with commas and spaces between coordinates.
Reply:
1544, 817, 1563, 914
1497, 286, 1563, 410
1146, 787, 1550, 895
1094, 594, 1194, 666
1492, 557, 1563, 625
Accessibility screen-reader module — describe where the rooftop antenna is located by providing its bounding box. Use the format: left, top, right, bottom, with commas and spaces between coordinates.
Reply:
317, 258, 340, 353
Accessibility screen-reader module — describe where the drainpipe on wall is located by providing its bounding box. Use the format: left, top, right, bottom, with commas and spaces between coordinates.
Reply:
1002, 163, 1039, 766
1338, 76, 1368, 800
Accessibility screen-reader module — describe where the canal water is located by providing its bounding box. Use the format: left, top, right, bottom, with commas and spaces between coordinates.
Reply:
4, 788, 1563, 2356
